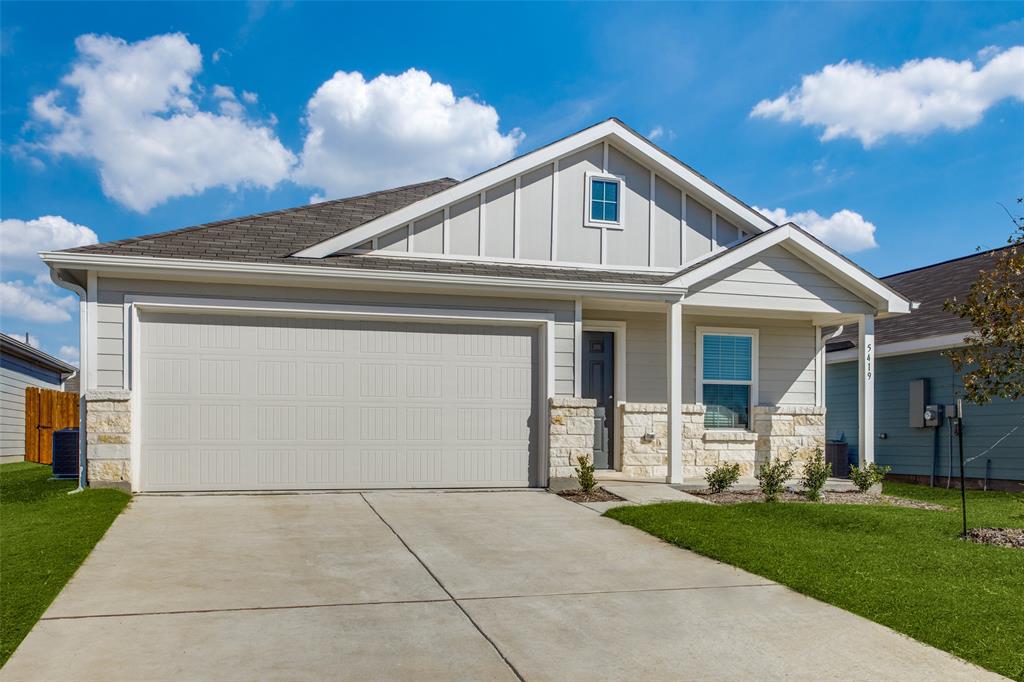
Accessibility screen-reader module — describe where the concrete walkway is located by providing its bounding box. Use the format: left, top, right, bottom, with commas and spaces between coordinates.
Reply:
2, 491, 1002, 681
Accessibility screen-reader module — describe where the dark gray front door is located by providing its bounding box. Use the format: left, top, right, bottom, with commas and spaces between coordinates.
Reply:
582, 331, 615, 469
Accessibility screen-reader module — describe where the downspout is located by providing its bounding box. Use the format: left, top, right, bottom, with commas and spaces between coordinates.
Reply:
48, 266, 88, 493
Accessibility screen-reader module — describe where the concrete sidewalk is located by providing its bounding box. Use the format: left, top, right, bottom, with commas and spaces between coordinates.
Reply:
2, 491, 1003, 681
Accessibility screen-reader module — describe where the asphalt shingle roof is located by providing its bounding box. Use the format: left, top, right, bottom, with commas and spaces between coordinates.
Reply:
60, 177, 670, 286
826, 246, 1013, 351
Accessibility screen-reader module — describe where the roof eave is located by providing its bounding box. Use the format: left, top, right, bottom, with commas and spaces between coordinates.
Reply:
41, 252, 686, 301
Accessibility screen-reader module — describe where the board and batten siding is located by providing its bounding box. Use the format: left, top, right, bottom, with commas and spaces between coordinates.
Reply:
365, 141, 757, 270
0, 355, 65, 461
827, 350, 1024, 481
584, 310, 817, 406
686, 244, 874, 315
94, 278, 577, 397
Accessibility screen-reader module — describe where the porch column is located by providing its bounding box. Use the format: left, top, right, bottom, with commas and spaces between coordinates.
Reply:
857, 313, 875, 466
666, 300, 683, 483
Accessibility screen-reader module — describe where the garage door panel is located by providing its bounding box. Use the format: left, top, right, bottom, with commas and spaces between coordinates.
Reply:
140, 313, 537, 491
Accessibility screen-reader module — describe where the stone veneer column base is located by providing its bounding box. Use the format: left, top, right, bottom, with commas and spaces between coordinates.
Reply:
85, 389, 132, 490
548, 397, 597, 482
752, 405, 827, 468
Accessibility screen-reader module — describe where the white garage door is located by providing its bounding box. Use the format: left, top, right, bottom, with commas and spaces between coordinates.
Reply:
139, 312, 538, 491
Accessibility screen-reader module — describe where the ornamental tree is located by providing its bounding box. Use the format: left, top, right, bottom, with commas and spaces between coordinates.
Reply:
943, 200, 1024, 404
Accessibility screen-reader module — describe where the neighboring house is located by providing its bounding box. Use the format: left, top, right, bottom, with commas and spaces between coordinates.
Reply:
826, 247, 1023, 490
42, 118, 910, 492
0, 332, 78, 463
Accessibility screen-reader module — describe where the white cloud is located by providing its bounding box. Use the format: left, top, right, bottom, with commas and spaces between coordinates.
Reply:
58, 345, 80, 364
241, 90, 258, 104
292, 68, 523, 198
28, 33, 294, 212
751, 46, 1024, 146
755, 206, 878, 253
0, 280, 76, 323
1, 215, 98, 279
647, 125, 676, 142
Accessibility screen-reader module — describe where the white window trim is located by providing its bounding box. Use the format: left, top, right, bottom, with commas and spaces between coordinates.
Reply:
696, 326, 759, 431
584, 171, 625, 230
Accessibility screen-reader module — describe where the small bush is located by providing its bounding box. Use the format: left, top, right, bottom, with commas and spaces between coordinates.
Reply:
756, 457, 794, 502
575, 454, 596, 492
849, 462, 892, 493
705, 462, 742, 494
801, 448, 831, 501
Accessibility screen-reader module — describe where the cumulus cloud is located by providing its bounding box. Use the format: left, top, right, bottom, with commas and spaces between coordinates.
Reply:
751, 46, 1024, 146
1, 215, 98, 280
28, 33, 294, 211
647, 125, 676, 142
0, 214, 96, 331
58, 345, 80, 364
292, 68, 523, 198
755, 206, 878, 253
0, 281, 76, 323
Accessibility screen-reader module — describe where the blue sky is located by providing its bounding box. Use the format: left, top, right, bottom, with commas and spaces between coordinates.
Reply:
2, 2, 1022, 365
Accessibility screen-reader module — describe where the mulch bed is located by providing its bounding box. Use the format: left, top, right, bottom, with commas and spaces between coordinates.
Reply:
557, 487, 625, 503
963, 527, 1024, 549
693, 489, 948, 510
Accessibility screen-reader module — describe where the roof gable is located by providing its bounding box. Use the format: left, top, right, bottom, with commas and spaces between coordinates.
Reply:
671, 224, 912, 315
293, 118, 777, 259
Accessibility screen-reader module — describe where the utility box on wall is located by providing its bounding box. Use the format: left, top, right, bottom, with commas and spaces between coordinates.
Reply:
909, 379, 929, 428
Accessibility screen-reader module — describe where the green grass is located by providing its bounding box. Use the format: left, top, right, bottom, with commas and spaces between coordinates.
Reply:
1, 462, 129, 666
606, 482, 1024, 680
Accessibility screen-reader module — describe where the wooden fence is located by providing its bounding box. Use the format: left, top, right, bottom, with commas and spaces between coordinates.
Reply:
24, 387, 79, 464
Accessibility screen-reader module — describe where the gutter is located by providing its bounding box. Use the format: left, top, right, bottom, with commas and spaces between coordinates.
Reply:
48, 267, 88, 493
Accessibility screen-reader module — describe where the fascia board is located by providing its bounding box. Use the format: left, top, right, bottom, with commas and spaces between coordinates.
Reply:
41, 252, 684, 300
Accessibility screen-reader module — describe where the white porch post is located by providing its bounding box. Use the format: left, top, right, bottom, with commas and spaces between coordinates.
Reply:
666, 300, 683, 483
857, 314, 875, 466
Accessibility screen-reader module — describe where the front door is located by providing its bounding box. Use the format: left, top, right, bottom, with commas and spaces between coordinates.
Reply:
582, 330, 615, 469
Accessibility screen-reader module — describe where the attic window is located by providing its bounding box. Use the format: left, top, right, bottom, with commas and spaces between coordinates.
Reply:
585, 172, 623, 229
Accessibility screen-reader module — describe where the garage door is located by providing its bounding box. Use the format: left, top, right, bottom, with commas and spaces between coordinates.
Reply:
139, 312, 538, 491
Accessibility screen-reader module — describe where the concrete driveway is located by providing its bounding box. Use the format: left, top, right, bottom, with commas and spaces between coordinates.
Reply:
2, 491, 1000, 681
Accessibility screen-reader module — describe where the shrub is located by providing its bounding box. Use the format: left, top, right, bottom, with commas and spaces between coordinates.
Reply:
849, 462, 892, 493
801, 448, 831, 501
756, 457, 794, 502
575, 454, 596, 492
705, 462, 742, 494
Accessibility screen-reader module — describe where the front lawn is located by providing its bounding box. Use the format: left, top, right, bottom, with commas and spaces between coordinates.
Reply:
606, 482, 1024, 680
1, 462, 130, 666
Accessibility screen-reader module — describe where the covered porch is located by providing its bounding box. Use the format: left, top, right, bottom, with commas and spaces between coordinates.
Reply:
548, 227, 907, 485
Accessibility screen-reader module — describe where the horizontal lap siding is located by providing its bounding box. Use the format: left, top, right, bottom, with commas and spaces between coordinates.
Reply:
97, 278, 576, 396
686, 245, 874, 315
0, 362, 65, 460
827, 351, 1024, 481
585, 310, 816, 406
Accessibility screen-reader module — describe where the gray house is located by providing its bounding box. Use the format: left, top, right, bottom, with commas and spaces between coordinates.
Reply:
40, 119, 910, 492
826, 247, 1023, 490
0, 332, 78, 463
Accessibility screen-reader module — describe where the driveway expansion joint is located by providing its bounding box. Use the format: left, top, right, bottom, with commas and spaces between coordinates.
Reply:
39, 598, 453, 621
359, 493, 527, 682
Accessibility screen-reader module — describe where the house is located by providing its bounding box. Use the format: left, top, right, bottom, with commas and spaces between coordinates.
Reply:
41, 118, 910, 492
0, 332, 78, 463
826, 247, 1023, 490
